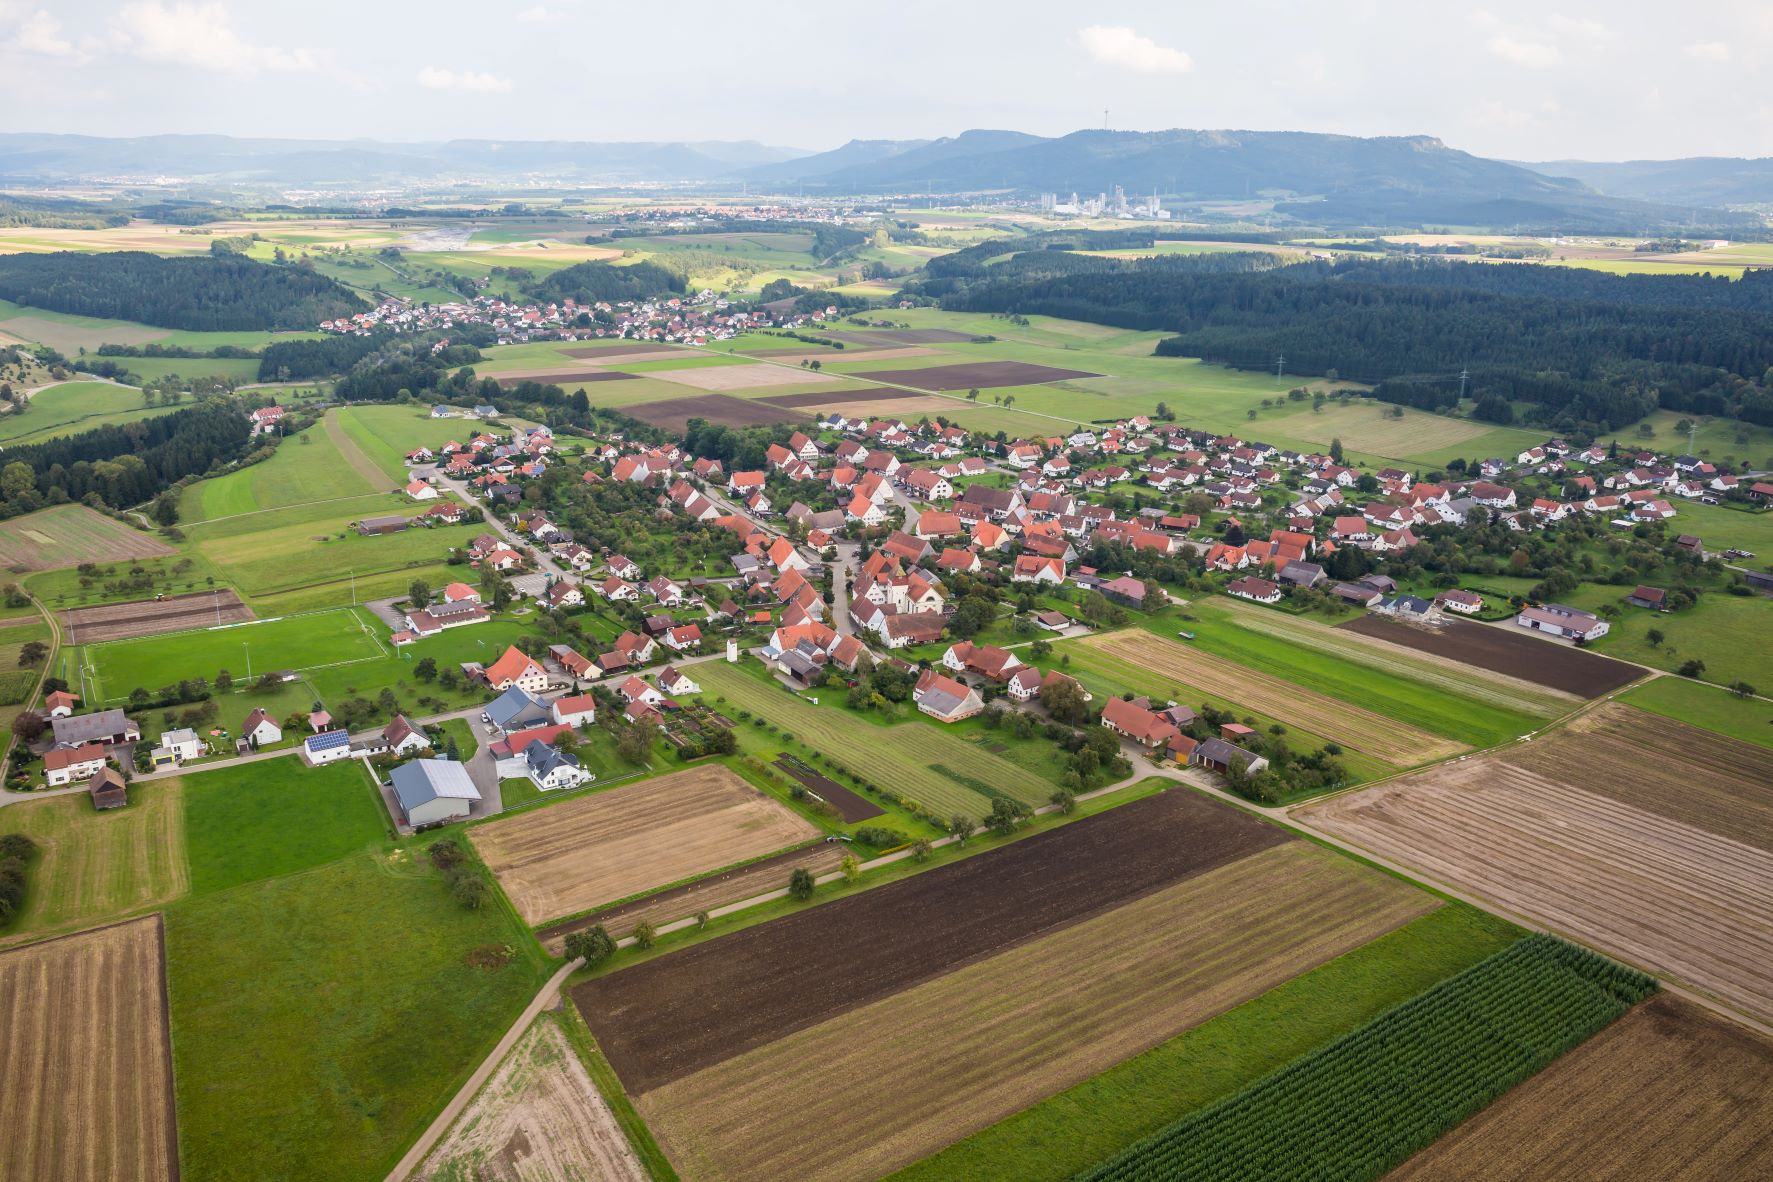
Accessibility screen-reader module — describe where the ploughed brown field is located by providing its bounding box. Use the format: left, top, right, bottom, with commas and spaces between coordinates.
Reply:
471, 765, 821, 926
1340, 615, 1642, 697
572, 790, 1287, 1093
61, 588, 253, 644
1387, 993, 1773, 1182
621, 393, 807, 433
1303, 702, 1773, 1021
754, 386, 909, 408
561, 343, 678, 359
739, 346, 940, 364
1079, 630, 1465, 766
853, 360, 1101, 390
0, 917, 178, 1182
495, 370, 638, 387
538, 843, 848, 952
642, 842, 1433, 1182
854, 328, 979, 343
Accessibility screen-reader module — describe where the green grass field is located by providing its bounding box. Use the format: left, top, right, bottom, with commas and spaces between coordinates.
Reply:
180, 418, 382, 523
181, 758, 389, 897
74, 606, 388, 703
0, 380, 178, 444
696, 659, 1056, 819
1559, 584, 1773, 691
335, 404, 484, 481
1621, 675, 1773, 749
0, 297, 320, 353
165, 845, 549, 1182
891, 904, 1520, 1182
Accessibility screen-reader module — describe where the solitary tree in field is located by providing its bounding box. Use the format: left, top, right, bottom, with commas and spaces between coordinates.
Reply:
1679, 659, 1707, 678
788, 868, 816, 901
1646, 628, 1665, 648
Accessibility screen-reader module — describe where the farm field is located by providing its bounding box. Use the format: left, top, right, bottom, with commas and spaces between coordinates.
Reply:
0, 916, 178, 1182
894, 905, 1520, 1182
471, 764, 820, 926
335, 404, 496, 480
1303, 703, 1773, 1022
573, 790, 1288, 1094
165, 846, 549, 1182
0, 503, 173, 571
1339, 613, 1642, 697
1071, 630, 1466, 768
1210, 598, 1580, 711
417, 1013, 646, 1182
0, 379, 177, 444
0, 783, 188, 945
623, 391, 807, 433
1079, 935, 1655, 1182
178, 415, 382, 523
1256, 399, 1543, 468
180, 759, 387, 897
641, 841, 1433, 1182
61, 588, 253, 644
1621, 675, 1773, 749
695, 660, 1057, 817
72, 605, 387, 704
0, 296, 318, 354
1387, 993, 1773, 1182
539, 841, 848, 950
1557, 581, 1773, 692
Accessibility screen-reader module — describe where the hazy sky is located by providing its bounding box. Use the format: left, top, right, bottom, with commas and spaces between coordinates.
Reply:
2, 0, 1769, 161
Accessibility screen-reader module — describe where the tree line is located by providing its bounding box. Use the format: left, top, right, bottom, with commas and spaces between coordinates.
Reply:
912, 248, 1773, 433
0, 251, 367, 332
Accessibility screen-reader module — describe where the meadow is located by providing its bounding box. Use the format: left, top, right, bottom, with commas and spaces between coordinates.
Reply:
180, 759, 390, 896
0, 297, 319, 354
1620, 675, 1773, 749
0, 379, 178, 444
1558, 582, 1773, 691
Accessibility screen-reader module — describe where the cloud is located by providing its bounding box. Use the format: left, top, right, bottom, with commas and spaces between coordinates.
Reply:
1487, 35, 1560, 67
1076, 25, 1192, 74
1684, 41, 1731, 61
417, 66, 513, 93
1472, 100, 1537, 129
1547, 13, 1613, 39
17, 9, 82, 58
516, 5, 558, 22
111, 2, 317, 72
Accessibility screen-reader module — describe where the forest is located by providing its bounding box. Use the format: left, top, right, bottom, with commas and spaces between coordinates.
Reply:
0, 251, 367, 331
0, 401, 253, 518
527, 259, 685, 304
914, 248, 1773, 432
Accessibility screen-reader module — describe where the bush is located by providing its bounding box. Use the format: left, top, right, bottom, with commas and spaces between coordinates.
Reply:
1049, 788, 1077, 815
632, 920, 657, 949
449, 872, 490, 910
0, 833, 38, 861
428, 838, 465, 870
852, 826, 907, 848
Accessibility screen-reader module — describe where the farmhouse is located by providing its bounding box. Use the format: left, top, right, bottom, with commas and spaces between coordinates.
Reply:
241, 708, 281, 748
911, 669, 985, 723
303, 729, 353, 765
1517, 603, 1610, 642
551, 694, 598, 727
390, 759, 482, 827
1193, 737, 1270, 777
1436, 588, 1484, 615
44, 743, 109, 787
382, 715, 430, 757
483, 646, 550, 693
1227, 575, 1282, 604
1100, 696, 1181, 749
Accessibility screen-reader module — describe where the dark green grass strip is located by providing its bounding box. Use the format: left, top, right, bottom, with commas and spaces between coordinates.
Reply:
1076, 934, 1657, 1182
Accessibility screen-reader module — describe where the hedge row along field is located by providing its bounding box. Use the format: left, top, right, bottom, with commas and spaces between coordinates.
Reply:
1076, 935, 1656, 1182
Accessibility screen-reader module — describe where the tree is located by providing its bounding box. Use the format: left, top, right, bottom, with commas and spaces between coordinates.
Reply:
564, 925, 616, 966
910, 838, 932, 863
788, 867, 816, 901
1329, 438, 1344, 464
1, 461, 34, 501
17, 640, 46, 666
632, 920, 657, 949
840, 853, 860, 884
1729, 680, 1757, 699
128, 687, 151, 710
408, 580, 432, 608
1049, 787, 1077, 815
1041, 676, 1090, 725
0, 833, 37, 861
214, 668, 233, 691
985, 796, 1031, 836
450, 874, 490, 909
616, 718, 656, 765
947, 813, 975, 845
1646, 627, 1665, 648
1678, 659, 1707, 678
414, 656, 437, 681
11, 710, 45, 743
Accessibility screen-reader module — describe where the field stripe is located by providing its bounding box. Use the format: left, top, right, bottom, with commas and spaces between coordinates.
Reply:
639, 843, 1433, 1182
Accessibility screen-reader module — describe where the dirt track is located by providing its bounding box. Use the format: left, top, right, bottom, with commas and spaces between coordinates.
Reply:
1387, 993, 1773, 1181
61, 589, 253, 644
472, 765, 821, 926
1303, 738, 1773, 1022
0, 916, 178, 1182
1341, 615, 1640, 697
573, 790, 1287, 1093
418, 1014, 644, 1182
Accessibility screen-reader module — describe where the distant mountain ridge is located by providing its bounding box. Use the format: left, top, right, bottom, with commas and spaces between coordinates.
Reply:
1519, 156, 1773, 208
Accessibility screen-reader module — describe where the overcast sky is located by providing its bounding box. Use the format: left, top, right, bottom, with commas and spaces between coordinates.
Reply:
2, 0, 1768, 161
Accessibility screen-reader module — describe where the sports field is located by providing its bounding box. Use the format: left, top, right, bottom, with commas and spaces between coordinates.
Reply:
72, 606, 387, 703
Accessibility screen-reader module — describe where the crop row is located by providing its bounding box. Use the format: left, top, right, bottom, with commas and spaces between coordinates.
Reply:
1076, 934, 1657, 1182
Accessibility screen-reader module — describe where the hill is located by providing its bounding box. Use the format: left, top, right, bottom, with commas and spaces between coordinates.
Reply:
0, 251, 367, 332
1521, 156, 1773, 207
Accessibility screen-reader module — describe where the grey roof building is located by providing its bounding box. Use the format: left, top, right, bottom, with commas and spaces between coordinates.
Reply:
51, 709, 140, 747
390, 759, 481, 827
485, 686, 551, 732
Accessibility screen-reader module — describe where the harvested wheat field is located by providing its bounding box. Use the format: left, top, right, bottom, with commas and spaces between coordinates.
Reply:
654, 362, 833, 391
1303, 721, 1773, 1021
0, 916, 178, 1182
0, 503, 174, 572
471, 765, 820, 926
0, 783, 188, 946
642, 842, 1432, 1182
1080, 631, 1464, 765
418, 1013, 644, 1182
538, 842, 846, 952
1388, 993, 1773, 1181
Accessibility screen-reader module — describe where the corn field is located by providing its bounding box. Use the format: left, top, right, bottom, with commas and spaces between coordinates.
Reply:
1075, 935, 1657, 1182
